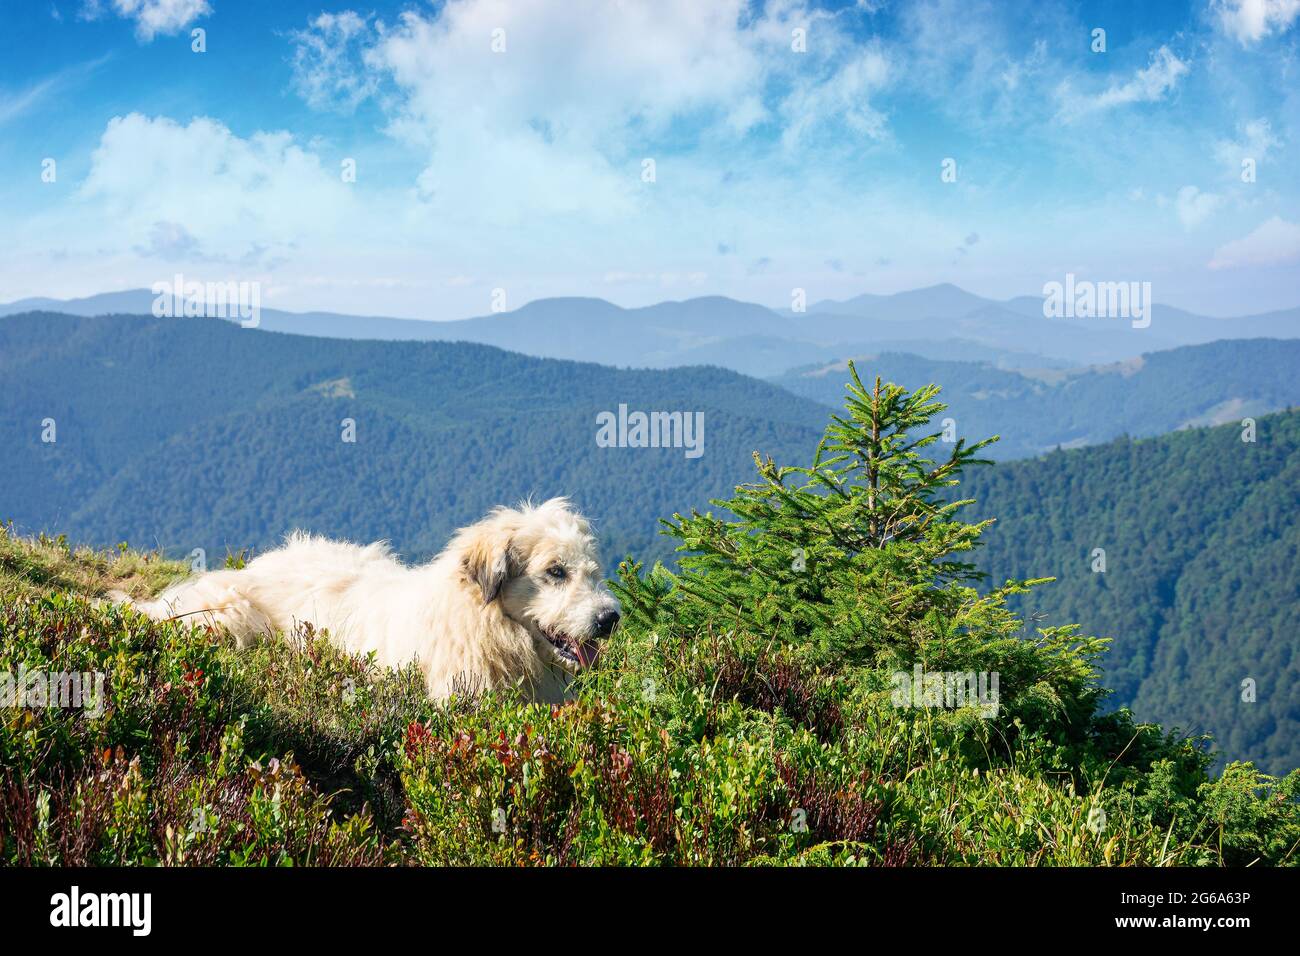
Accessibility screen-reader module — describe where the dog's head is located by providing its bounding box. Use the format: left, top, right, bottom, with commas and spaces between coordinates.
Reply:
458, 498, 620, 675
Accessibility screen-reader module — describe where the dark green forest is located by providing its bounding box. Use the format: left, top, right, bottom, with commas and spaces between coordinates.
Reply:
966, 412, 1300, 776
0, 312, 827, 566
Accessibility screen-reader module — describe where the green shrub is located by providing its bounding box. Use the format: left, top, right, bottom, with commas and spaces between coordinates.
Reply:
0, 594, 385, 866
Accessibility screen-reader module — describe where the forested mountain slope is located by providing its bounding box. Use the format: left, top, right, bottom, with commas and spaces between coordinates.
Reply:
966, 410, 1300, 775
0, 312, 826, 566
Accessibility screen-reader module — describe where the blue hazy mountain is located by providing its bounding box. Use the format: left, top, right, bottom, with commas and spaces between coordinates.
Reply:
772, 340, 1300, 460
6, 283, 1295, 376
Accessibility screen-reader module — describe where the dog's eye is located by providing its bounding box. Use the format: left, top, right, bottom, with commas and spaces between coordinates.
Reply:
546, 566, 567, 581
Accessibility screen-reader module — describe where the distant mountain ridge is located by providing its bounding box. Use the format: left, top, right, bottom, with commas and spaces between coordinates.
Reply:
773, 339, 1300, 460
4, 283, 1295, 376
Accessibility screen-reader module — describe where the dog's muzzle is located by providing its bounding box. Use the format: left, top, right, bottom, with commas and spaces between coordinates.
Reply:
541, 609, 618, 670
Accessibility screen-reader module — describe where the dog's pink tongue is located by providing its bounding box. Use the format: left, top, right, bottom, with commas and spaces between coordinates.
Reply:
576, 640, 601, 668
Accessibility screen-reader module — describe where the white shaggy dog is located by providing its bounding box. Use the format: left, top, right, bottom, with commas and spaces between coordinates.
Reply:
129, 498, 621, 703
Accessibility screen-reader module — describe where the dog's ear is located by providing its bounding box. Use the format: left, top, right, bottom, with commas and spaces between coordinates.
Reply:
461, 525, 517, 604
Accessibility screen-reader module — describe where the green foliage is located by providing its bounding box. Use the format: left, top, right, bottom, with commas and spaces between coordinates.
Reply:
2, 370, 1296, 866
609, 364, 1299, 864
643, 371, 1006, 666
0, 521, 186, 600
0, 593, 385, 865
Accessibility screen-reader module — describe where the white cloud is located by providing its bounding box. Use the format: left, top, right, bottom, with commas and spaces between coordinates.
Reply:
289, 12, 377, 113
77, 113, 356, 257
1175, 185, 1223, 229
1212, 0, 1300, 46
1208, 216, 1300, 268
15, 0, 1297, 319
1056, 46, 1189, 121
82, 0, 210, 41
288, 0, 892, 223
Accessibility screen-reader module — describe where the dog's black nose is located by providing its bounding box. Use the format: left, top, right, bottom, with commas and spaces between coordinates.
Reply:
594, 609, 620, 636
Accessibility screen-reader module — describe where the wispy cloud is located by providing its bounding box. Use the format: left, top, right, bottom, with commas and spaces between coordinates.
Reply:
1055, 46, 1189, 122
132, 219, 202, 260
0, 53, 110, 126
7, 0, 1300, 317
1213, 117, 1281, 173
287, 11, 376, 113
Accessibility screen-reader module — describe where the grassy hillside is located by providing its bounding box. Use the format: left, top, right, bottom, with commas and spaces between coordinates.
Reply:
2, 377, 1296, 867
964, 408, 1300, 777
773, 339, 1300, 460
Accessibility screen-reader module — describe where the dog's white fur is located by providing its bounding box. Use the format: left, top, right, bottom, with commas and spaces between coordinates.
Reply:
129, 498, 620, 702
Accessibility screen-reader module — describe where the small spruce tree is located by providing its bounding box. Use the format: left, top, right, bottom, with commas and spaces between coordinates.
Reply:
620, 363, 1046, 666
614, 364, 1137, 775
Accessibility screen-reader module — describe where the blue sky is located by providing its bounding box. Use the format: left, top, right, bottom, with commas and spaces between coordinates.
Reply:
1, 0, 1298, 318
